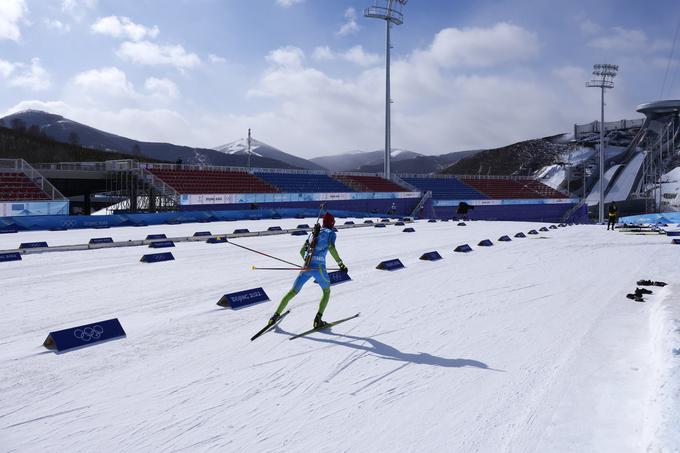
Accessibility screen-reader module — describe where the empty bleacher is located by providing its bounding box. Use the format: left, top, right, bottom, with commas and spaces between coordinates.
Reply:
401, 176, 487, 200
520, 179, 569, 199
254, 172, 355, 193
147, 168, 278, 194
460, 177, 555, 199
333, 175, 408, 192
0, 171, 51, 200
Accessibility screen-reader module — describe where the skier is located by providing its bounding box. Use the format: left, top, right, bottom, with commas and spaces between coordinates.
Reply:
607, 202, 617, 230
268, 212, 347, 329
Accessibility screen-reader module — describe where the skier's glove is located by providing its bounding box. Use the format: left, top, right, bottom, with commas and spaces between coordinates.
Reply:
338, 262, 348, 273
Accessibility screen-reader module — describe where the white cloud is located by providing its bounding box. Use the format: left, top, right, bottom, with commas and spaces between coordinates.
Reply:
337, 7, 359, 37
44, 18, 71, 33
0, 0, 27, 42
61, 0, 97, 21
144, 77, 179, 99
209, 54, 227, 64
0, 59, 16, 78
91, 16, 159, 41
8, 58, 50, 91
312, 46, 334, 61
311, 45, 379, 66
265, 46, 305, 68
61, 0, 97, 13
588, 27, 670, 53
73, 67, 137, 99
417, 22, 540, 68
342, 46, 380, 66
276, 0, 304, 7
116, 41, 201, 69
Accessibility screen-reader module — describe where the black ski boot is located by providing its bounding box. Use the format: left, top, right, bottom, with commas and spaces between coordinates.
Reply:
653, 281, 668, 287
635, 288, 653, 296
313, 312, 328, 329
268, 312, 281, 326
626, 294, 644, 302
637, 279, 653, 286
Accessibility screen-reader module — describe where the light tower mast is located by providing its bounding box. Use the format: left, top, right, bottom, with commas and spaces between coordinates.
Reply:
364, 0, 407, 180
586, 63, 618, 223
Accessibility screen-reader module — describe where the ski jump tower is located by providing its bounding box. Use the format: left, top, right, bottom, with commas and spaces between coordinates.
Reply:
634, 100, 680, 212
364, 0, 407, 180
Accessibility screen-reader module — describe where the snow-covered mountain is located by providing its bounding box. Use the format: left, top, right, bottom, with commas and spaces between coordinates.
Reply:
0, 110, 296, 169
214, 138, 326, 171
310, 148, 477, 173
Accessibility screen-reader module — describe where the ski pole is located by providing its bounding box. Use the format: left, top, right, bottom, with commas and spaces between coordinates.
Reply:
226, 239, 302, 268
252, 266, 341, 271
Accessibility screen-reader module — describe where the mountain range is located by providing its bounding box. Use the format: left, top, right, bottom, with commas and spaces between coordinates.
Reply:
0, 110, 301, 169
309, 149, 479, 173
0, 109, 480, 174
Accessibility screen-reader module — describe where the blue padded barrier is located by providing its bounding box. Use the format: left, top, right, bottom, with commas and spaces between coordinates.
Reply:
515, 232, 526, 238
217, 287, 270, 308
403, 227, 415, 233
0, 252, 21, 262
42, 318, 126, 352
478, 239, 493, 247
419, 251, 442, 261
376, 259, 405, 271
454, 244, 473, 253
140, 252, 174, 263
498, 235, 512, 242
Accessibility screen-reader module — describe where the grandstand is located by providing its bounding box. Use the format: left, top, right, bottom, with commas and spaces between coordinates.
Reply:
400, 176, 487, 199
333, 174, 408, 192
459, 177, 567, 200
254, 171, 354, 193
146, 167, 278, 194
0, 171, 51, 200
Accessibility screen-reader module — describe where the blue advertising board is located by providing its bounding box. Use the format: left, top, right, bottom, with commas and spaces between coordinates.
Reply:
217, 287, 270, 308
140, 252, 175, 263
42, 318, 126, 352
149, 240, 175, 248
419, 251, 442, 261
89, 237, 114, 244
146, 234, 167, 240
207, 236, 228, 243
455, 244, 473, 253
193, 231, 211, 237
376, 258, 405, 271
20, 241, 48, 249
0, 252, 22, 262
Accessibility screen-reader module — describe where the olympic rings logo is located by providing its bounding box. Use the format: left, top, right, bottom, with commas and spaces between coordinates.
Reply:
73, 325, 104, 342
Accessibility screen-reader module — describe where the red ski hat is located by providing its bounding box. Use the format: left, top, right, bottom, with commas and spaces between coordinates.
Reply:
322, 212, 335, 228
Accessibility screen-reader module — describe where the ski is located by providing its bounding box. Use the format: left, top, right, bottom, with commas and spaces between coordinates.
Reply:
250, 310, 291, 341
289, 313, 360, 341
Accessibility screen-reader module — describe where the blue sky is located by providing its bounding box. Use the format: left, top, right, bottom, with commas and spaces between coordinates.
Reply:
1, 0, 679, 158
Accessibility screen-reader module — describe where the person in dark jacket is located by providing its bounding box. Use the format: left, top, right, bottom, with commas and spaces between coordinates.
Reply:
607, 202, 617, 230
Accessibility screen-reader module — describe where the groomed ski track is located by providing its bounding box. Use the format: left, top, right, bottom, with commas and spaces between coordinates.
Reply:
1, 218, 678, 452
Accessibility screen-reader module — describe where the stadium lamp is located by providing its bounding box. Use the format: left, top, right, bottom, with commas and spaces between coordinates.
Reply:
586, 63, 618, 223
364, 0, 407, 179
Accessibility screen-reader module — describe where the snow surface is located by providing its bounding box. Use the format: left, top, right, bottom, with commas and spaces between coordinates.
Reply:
1, 219, 679, 452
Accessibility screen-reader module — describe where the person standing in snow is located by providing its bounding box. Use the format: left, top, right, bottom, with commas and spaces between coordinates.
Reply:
268, 212, 347, 329
607, 202, 617, 230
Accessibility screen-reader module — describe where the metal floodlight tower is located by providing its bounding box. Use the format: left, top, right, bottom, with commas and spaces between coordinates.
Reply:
586, 63, 618, 223
364, 0, 407, 179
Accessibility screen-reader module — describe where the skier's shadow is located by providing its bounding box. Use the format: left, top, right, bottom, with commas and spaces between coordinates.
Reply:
275, 326, 501, 371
